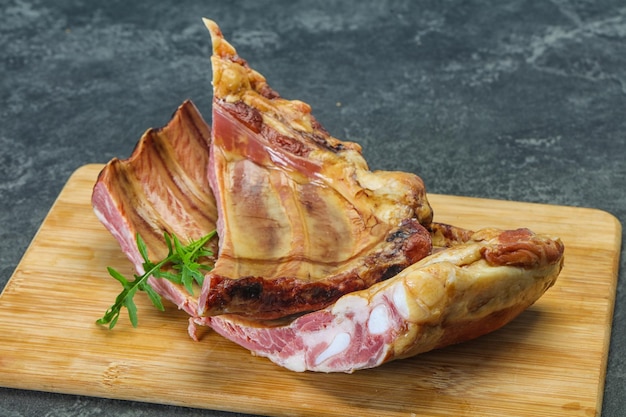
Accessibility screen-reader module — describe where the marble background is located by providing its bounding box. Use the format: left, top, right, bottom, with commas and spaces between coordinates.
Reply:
1, 0, 624, 415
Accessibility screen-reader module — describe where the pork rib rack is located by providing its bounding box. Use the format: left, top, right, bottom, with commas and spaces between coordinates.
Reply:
92, 100, 217, 317
205, 225, 563, 372
197, 19, 434, 319
92, 19, 564, 373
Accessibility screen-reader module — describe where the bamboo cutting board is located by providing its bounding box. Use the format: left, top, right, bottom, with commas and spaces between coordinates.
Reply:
0, 164, 621, 417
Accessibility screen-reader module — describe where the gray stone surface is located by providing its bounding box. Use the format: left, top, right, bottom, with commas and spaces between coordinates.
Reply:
1, 0, 624, 415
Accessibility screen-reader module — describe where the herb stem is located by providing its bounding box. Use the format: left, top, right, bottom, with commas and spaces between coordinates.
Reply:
96, 231, 216, 329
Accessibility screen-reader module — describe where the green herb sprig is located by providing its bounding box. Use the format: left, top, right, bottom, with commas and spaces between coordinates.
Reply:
97, 231, 216, 329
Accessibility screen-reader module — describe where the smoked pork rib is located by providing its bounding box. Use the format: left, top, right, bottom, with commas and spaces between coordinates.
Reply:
91, 19, 564, 373
197, 19, 434, 318
92, 100, 217, 316
204, 225, 564, 372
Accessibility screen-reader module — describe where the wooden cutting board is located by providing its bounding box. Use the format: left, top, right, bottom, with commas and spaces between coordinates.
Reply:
0, 164, 621, 417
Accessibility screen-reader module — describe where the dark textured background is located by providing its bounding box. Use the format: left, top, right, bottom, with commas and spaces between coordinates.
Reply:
1, 0, 624, 415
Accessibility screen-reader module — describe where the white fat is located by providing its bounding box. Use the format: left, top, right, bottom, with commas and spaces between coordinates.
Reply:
393, 284, 411, 319
331, 294, 368, 314
367, 304, 390, 335
315, 332, 351, 366
279, 355, 308, 373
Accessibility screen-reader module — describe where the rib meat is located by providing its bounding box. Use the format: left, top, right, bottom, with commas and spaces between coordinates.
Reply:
92, 100, 217, 316
201, 225, 563, 372
197, 19, 434, 319
91, 19, 565, 373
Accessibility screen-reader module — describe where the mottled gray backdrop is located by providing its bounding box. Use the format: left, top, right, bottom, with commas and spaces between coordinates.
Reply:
1, 0, 624, 416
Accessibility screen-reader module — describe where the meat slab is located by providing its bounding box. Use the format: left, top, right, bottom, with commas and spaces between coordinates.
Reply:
92, 19, 564, 373
92, 100, 217, 316
202, 226, 563, 372
197, 19, 434, 319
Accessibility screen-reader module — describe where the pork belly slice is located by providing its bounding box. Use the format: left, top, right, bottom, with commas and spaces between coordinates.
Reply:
92, 100, 217, 316
199, 225, 564, 372
197, 20, 434, 319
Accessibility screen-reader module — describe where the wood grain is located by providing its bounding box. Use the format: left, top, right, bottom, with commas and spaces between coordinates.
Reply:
0, 164, 620, 417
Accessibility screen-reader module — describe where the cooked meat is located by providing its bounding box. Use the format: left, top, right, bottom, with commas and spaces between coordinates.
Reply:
200, 225, 563, 372
92, 19, 564, 373
92, 100, 217, 316
197, 19, 434, 319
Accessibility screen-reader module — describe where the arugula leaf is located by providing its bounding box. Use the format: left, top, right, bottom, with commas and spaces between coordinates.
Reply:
96, 231, 216, 329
